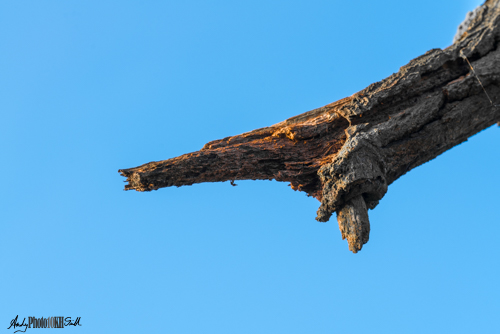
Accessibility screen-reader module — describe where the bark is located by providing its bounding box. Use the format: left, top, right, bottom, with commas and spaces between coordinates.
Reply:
119, 0, 500, 252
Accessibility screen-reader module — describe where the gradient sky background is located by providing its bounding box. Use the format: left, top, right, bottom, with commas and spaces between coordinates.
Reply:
1, 0, 499, 333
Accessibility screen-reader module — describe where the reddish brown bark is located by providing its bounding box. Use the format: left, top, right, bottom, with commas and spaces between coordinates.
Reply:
120, 97, 351, 200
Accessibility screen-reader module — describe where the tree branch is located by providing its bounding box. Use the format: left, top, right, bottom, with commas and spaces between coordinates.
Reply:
119, 0, 500, 252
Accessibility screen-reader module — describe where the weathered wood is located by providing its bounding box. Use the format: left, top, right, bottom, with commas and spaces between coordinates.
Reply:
120, 0, 500, 252
337, 195, 370, 253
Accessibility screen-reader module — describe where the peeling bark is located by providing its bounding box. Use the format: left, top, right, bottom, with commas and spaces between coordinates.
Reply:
119, 0, 500, 252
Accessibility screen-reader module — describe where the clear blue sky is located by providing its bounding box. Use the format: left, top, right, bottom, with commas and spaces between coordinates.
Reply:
1, 0, 498, 333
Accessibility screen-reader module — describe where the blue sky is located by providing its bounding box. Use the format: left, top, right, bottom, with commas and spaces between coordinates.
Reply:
1, 0, 498, 333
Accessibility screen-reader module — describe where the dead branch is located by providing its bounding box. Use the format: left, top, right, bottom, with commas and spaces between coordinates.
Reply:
120, 0, 500, 252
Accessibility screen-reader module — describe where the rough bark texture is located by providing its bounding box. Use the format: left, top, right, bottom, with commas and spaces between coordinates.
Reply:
119, 0, 500, 252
